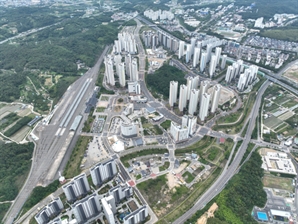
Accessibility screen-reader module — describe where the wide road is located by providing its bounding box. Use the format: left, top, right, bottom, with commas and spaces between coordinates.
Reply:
3, 46, 110, 224
173, 80, 270, 224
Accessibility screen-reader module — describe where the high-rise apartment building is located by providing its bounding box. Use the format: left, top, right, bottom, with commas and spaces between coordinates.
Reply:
211, 84, 221, 113
72, 193, 102, 224
35, 198, 64, 224
169, 81, 178, 107
188, 89, 199, 115
178, 41, 185, 59
90, 159, 117, 187
109, 185, 133, 205
104, 56, 115, 86
178, 84, 187, 112
199, 93, 210, 121
123, 206, 148, 224
117, 62, 126, 87
62, 173, 90, 203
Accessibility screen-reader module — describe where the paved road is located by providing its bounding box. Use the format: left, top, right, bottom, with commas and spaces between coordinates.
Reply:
173, 80, 270, 223
3, 46, 110, 224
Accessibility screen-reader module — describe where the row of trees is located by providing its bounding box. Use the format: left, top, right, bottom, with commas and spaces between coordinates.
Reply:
4, 116, 32, 137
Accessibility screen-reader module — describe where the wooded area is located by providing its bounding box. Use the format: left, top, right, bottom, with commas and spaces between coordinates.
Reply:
146, 64, 186, 98
0, 10, 118, 103
214, 152, 266, 223
187, 151, 266, 223
0, 142, 34, 201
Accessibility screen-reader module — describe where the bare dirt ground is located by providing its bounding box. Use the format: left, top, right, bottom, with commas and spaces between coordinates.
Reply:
197, 202, 218, 224
259, 148, 278, 156
167, 162, 189, 189
208, 86, 235, 105
283, 63, 298, 83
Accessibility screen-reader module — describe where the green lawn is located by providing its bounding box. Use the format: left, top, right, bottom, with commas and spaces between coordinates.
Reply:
63, 136, 92, 178
182, 171, 195, 183
159, 162, 170, 171
160, 120, 171, 130
206, 147, 221, 162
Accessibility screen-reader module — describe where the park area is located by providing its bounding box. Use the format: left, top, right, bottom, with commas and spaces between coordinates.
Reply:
262, 84, 298, 138
263, 175, 294, 192
0, 103, 37, 142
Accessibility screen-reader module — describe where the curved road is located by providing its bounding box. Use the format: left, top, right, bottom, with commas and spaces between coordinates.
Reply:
173, 80, 270, 223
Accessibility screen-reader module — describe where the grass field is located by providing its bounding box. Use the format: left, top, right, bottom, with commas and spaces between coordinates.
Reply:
96, 107, 106, 112
160, 120, 171, 130
159, 162, 170, 171
206, 146, 222, 162
63, 136, 92, 178
260, 29, 298, 42
138, 174, 189, 218
264, 116, 283, 129
263, 175, 294, 192
159, 167, 222, 223
182, 171, 195, 183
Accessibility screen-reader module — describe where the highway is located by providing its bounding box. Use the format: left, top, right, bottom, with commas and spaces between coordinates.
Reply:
173, 80, 270, 223
5, 15, 298, 224
3, 46, 110, 224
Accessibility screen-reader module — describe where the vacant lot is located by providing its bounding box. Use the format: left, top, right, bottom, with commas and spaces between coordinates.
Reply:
138, 174, 189, 217
283, 64, 298, 83
63, 136, 92, 178
263, 175, 293, 192
264, 116, 283, 129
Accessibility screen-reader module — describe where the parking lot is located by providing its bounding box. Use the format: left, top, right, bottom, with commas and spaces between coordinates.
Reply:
84, 136, 109, 168
92, 116, 106, 133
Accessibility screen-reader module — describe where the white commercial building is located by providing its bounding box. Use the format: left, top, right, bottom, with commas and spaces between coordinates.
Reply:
178, 84, 187, 112
169, 81, 178, 107
211, 84, 221, 113
170, 121, 189, 142
188, 89, 199, 115
128, 81, 141, 95
120, 122, 139, 138
199, 93, 210, 121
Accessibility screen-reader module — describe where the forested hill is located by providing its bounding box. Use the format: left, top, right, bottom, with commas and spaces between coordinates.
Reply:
0, 142, 34, 201
0, 10, 118, 103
